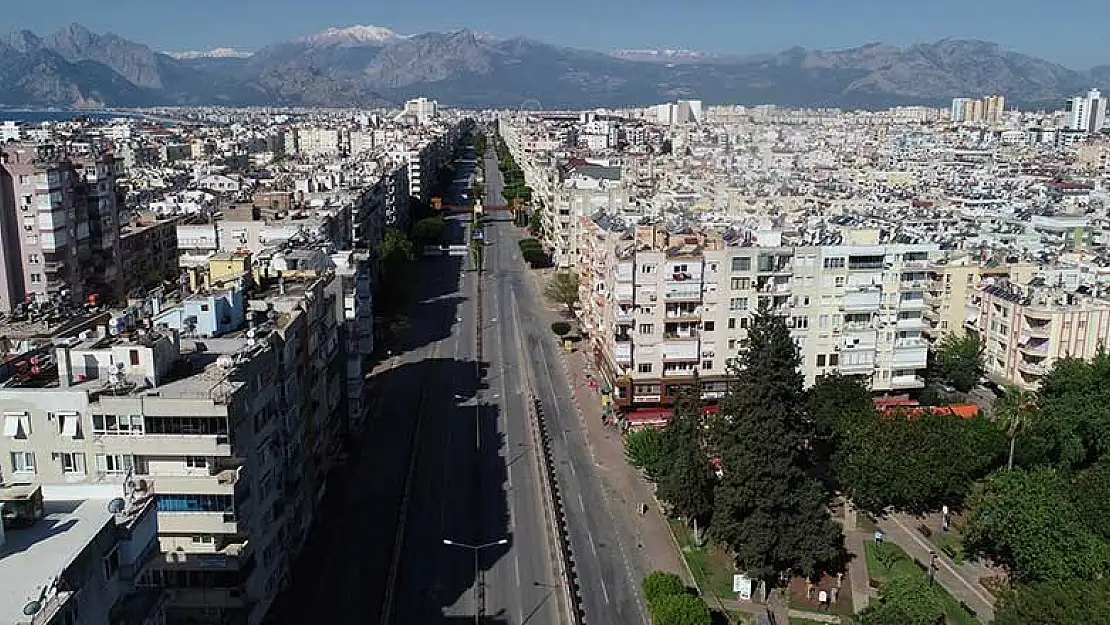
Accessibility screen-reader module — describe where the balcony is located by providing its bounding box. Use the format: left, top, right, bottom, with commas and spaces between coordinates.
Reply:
1018, 361, 1048, 376
614, 284, 634, 302
1024, 323, 1051, 339
614, 333, 632, 343
157, 511, 239, 534
663, 331, 699, 340
899, 297, 927, 311
890, 374, 926, 389
896, 317, 925, 330
151, 472, 238, 496
98, 434, 232, 457
662, 367, 698, 377
664, 284, 703, 301
664, 306, 702, 320
613, 343, 632, 363
1018, 340, 1049, 355
838, 361, 875, 375
615, 310, 635, 324
662, 341, 700, 361
892, 347, 929, 368
843, 291, 882, 311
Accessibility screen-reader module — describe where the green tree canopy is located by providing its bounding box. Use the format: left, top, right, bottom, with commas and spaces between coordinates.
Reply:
994, 579, 1110, 625
858, 573, 947, 625
642, 571, 687, 607
833, 410, 1005, 514
963, 467, 1110, 583
1072, 461, 1110, 541
656, 383, 715, 525
649, 593, 712, 625
1027, 352, 1110, 468
543, 271, 579, 315
933, 331, 984, 393
625, 427, 673, 482
711, 308, 843, 584
994, 385, 1039, 470
377, 227, 414, 315
805, 374, 875, 477
411, 216, 447, 243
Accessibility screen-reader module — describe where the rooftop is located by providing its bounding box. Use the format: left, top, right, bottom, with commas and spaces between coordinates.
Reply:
0, 486, 124, 624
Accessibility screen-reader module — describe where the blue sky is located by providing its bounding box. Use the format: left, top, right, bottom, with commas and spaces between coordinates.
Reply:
4, 0, 1107, 68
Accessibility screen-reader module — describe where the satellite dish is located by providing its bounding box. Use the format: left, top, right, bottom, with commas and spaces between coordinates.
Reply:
107, 498, 126, 514
22, 601, 41, 616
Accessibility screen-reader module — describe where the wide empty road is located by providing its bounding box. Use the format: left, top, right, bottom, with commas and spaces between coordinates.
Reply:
270, 142, 563, 625
482, 138, 651, 625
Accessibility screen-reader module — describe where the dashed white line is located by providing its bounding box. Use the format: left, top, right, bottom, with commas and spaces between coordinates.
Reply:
577, 492, 585, 510
588, 532, 599, 558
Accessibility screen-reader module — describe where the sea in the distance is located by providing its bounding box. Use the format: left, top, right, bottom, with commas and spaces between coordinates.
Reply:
0, 110, 136, 123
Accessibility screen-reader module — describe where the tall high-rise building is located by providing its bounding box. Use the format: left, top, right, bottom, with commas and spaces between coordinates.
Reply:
0, 145, 123, 313
983, 94, 1006, 123
951, 95, 1006, 124
1066, 88, 1108, 133
950, 97, 971, 122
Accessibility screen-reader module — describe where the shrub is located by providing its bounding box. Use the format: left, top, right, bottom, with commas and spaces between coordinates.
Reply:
551, 322, 572, 336
642, 571, 686, 607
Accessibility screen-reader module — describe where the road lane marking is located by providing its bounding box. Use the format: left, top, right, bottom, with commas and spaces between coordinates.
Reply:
599, 574, 611, 604
577, 492, 585, 510
588, 532, 598, 558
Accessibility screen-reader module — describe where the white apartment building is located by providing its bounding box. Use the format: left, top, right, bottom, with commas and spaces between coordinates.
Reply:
1065, 88, 1108, 134
0, 271, 348, 625
579, 225, 936, 409
966, 280, 1110, 390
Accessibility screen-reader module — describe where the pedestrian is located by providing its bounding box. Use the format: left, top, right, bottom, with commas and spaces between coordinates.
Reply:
874, 530, 884, 545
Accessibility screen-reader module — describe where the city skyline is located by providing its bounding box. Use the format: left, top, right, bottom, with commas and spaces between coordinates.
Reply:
3, 0, 1109, 68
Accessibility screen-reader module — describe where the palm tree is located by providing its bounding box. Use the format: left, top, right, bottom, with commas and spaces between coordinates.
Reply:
994, 385, 1038, 470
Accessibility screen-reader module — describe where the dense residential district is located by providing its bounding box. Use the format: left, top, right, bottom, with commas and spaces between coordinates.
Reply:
1, 91, 1110, 625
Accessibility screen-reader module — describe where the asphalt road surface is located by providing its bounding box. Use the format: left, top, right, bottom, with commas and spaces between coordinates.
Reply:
482, 139, 651, 625
270, 143, 564, 625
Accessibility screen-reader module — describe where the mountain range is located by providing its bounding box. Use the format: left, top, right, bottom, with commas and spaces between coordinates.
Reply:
1, 23, 1107, 110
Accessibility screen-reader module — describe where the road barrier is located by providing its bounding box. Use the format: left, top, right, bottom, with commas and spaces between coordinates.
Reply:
530, 395, 587, 624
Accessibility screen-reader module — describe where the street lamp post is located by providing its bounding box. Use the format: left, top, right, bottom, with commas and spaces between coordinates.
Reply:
443, 538, 509, 625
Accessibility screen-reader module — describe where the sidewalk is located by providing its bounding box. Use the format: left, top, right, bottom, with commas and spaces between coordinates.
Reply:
842, 502, 874, 613
876, 513, 996, 622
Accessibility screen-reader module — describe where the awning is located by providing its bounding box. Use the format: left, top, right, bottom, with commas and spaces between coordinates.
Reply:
626, 408, 674, 424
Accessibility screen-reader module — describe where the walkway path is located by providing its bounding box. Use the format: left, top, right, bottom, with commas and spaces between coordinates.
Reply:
876, 513, 996, 622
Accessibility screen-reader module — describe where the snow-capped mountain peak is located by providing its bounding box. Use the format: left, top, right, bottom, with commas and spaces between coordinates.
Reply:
297, 25, 407, 46
168, 47, 252, 59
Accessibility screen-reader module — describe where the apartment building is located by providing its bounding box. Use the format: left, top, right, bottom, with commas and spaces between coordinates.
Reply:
581, 224, 937, 409
120, 212, 181, 297
1, 483, 163, 625
966, 280, 1110, 390
923, 254, 1038, 342
0, 145, 124, 312
0, 270, 347, 625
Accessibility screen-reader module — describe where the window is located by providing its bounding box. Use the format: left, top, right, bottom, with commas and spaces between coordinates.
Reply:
103, 546, 121, 581
727, 339, 737, 350
10, 451, 35, 473
792, 316, 809, 329
823, 257, 845, 269
829, 354, 840, 366
58, 412, 81, 438
59, 452, 86, 474
727, 318, 736, 329
740, 318, 750, 329
703, 321, 715, 332
729, 297, 748, 311
702, 360, 713, 370
29, 274, 41, 283
834, 276, 846, 287
191, 535, 215, 544
817, 354, 827, 367
637, 363, 653, 373
185, 456, 207, 469
95, 453, 134, 473
640, 264, 655, 274
3, 412, 31, 438
730, 277, 750, 291
92, 414, 144, 435
129, 350, 141, 366
639, 324, 653, 335
819, 315, 830, 328
731, 257, 751, 272
155, 494, 234, 513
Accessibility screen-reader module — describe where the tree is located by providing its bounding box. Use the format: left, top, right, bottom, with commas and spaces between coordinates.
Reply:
550, 322, 572, 337
650, 593, 712, 625
544, 272, 579, 316
1030, 351, 1110, 468
377, 228, 414, 316
1072, 461, 1110, 541
411, 216, 447, 243
933, 331, 984, 393
642, 571, 687, 607
833, 409, 1005, 514
963, 467, 1110, 583
858, 573, 947, 625
994, 385, 1038, 470
529, 209, 544, 237
625, 427, 673, 482
711, 308, 843, 585
656, 383, 716, 526
994, 579, 1110, 625
805, 374, 875, 478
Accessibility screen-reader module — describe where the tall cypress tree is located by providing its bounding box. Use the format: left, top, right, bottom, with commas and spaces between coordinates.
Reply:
711, 307, 843, 585
657, 377, 716, 526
